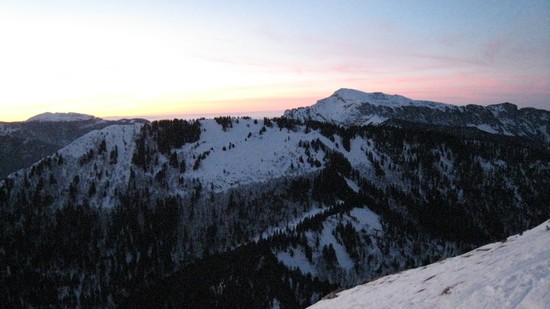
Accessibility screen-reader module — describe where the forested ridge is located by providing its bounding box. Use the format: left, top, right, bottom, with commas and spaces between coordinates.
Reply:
1, 116, 548, 307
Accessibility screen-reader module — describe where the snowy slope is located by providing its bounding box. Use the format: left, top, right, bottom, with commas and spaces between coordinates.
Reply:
26, 112, 98, 122
309, 219, 550, 309
58, 124, 141, 207
177, 118, 331, 192
0, 114, 148, 180
275, 206, 383, 277
2, 124, 142, 209
1, 112, 549, 307
1, 118, 331, 209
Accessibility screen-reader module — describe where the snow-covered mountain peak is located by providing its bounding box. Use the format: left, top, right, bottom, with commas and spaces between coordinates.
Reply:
283, 89, 453, 126
309, 219, 550, 309
284, 89, 550, 145
26, 112, 99, 122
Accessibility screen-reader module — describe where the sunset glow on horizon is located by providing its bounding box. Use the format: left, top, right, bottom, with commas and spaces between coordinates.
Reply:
1, 1, 549, 122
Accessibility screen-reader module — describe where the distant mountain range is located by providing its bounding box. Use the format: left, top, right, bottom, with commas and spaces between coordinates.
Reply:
1, 91, 548, 307
284, 88, 550, 145
26, 112, 100, 122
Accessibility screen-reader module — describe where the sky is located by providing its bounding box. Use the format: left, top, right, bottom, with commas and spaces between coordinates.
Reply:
1, 1, 549, 121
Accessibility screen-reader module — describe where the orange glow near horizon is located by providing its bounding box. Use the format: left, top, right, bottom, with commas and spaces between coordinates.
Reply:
2, 74, 549, 122
1, 87, 323, 122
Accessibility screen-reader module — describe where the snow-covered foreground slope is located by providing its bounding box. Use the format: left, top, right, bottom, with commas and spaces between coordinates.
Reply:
310, 219, 550, 309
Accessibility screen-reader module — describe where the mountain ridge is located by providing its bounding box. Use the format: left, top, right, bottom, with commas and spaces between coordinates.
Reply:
0, 115, 148, 180
1, 115, 548, 307
284, 88, 550, 145
1, 94, 549, 307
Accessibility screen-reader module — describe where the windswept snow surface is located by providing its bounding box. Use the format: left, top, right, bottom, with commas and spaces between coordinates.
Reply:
309, 220, 550, 309
26, 112, 97, 122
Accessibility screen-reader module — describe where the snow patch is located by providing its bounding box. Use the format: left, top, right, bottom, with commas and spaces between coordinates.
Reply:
276, 249, 315, 275
344, 177, 360, 193
320, 218, 355, 270
348, 208, 382, 233
469, 123, 500, 134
